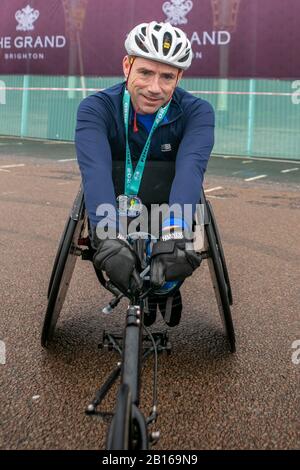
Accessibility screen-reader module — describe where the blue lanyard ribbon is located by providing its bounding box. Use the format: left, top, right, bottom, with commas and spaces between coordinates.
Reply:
122, 89, 171, 196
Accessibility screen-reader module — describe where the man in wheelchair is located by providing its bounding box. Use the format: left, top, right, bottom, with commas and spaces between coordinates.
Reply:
75, 21, 215, 328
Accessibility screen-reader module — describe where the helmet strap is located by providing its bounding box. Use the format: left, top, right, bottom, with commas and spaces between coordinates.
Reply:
125, 56, 135, 89
166, 69, 181, 104
126, 56, 139, 131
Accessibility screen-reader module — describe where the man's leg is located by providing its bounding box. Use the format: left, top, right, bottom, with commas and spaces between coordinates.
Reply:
158, 289, 182, 327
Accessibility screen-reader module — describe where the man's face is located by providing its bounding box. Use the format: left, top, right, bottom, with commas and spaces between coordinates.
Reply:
123, 56, 182, 114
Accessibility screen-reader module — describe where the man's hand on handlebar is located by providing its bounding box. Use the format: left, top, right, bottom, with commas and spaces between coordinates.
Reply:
150, 226, 202, 288
92, 228, 143, 296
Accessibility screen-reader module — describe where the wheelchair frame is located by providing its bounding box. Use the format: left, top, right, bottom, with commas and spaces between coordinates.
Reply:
41, 185, 235, 449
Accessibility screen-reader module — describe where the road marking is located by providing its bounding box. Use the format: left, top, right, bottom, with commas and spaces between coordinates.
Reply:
0, 169, 10, 172
281, 168, 299, 173
206, 195, 224, 199
0, 340, 5, 365
0, 163, 25, 168
242, 160, 253, 164
244, 175, 267, 181
58, 158, 76, 162
205, 186, 223, 193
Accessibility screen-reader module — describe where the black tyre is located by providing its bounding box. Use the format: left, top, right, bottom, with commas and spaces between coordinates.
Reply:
106, 384, 132, 450
41, 188, 85, 348
41, 217, 83, 347
131, 404, 149, 450
205, 215, 236, 353
106, 385, 149, 450
207, 200, 233, 306
47, 216, 71, 299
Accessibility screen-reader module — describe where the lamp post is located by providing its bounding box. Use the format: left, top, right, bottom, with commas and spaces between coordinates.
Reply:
62, 0, 89, 98
211, 0, 241, 111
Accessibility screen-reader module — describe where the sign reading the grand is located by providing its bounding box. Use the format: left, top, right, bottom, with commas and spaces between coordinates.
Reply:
0, 0, 299, 78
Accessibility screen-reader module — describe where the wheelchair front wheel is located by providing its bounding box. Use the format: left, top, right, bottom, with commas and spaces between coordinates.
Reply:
106, 384, 132, 450
106, 384, 149, 450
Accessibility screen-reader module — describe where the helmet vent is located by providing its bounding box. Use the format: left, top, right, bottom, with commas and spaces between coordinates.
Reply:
154, 24, 162, 32
173, 43, 182, 56
151, 34, 159, 52
162, 32, 172, 56
178, 52, 190, 63
135, 35, 148, 53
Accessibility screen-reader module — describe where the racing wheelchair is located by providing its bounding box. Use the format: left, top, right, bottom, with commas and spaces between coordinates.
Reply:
41, 161, 235, 450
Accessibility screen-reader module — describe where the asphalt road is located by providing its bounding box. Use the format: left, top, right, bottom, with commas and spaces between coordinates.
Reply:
0, 138, 299, 450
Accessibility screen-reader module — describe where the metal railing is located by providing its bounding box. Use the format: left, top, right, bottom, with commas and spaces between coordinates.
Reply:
0, 75, 299, 160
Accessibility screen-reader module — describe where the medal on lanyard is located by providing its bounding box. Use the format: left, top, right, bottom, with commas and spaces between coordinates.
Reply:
116, 194, 143, 217
117, 89, 171, 217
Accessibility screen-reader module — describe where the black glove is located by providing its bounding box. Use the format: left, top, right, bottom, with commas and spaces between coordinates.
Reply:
150, 229, 202, 288
92, 230, 142, 295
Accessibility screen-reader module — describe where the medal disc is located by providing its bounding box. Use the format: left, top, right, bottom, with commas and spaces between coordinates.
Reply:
116, 195, 143, 217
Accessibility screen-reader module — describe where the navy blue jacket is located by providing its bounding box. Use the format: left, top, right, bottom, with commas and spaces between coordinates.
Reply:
75, 82, 215, 228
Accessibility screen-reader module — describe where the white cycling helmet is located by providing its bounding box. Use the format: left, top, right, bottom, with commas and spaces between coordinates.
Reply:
125, 21, 192, 70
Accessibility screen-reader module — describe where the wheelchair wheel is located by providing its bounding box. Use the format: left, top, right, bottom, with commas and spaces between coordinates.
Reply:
41, 188, 85, 348
47, 216, 71, 299
207, 200, 233, 305
106, 385, 149, 450
106, 384, 132, 450
205, 206, 236, 353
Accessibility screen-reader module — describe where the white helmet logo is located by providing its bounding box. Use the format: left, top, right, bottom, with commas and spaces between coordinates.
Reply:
162, 0, 193, 26
15, 4, 39, 31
